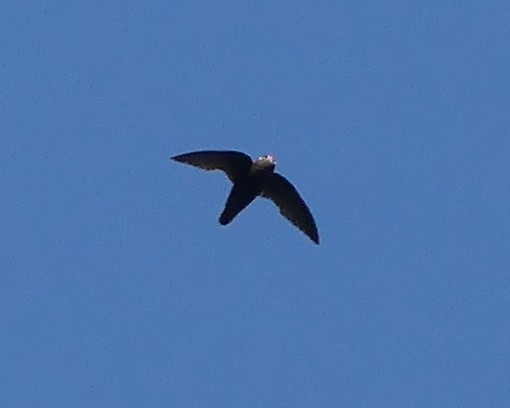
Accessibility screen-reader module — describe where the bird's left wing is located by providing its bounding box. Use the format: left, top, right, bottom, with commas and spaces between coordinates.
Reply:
260, 173, 319, 244
171, 150, 252, 183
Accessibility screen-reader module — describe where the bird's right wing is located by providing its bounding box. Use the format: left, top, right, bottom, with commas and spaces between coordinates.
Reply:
171, 150, 253, 183
260, 173, 319, 244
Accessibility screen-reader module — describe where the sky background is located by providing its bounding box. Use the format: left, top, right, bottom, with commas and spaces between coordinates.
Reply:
2, 1, 510, 407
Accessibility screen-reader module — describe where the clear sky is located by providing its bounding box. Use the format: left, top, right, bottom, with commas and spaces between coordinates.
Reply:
2, 1, 509, 407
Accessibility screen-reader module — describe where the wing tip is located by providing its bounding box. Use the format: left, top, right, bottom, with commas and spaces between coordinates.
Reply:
170, 154, 184, 162
310, 233, 320, 245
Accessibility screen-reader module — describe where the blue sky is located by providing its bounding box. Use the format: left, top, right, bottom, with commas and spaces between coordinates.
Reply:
2, 1, 509, 407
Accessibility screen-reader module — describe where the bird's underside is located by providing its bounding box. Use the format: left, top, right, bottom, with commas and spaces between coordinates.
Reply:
171, 150, 319, 244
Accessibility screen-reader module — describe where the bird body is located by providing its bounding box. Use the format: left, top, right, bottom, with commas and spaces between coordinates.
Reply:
171, 150, 319, 244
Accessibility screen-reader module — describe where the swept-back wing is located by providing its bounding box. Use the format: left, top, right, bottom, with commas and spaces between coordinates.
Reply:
171, 150, 252, 183
260, 173, 319, 244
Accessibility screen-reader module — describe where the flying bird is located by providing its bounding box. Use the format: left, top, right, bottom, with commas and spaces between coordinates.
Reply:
171, 150, 319, 244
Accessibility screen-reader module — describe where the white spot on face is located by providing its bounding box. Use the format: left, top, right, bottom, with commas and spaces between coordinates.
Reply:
257, 154, 276, 165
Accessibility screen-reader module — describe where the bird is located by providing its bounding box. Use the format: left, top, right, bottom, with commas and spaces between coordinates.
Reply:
171, 150, 319, 244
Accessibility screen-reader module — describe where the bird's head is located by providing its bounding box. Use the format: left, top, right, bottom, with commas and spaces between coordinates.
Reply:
254, 154, 276, 171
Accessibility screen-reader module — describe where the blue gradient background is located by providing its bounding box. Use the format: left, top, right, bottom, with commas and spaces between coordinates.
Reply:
2, 1, 509, 407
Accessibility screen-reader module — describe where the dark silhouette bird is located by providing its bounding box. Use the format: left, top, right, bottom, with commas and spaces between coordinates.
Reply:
171, 150, 319, 244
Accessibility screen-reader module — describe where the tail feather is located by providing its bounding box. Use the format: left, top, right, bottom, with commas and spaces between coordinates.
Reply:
219, 185, 257, 226
219, 209, 235, 225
